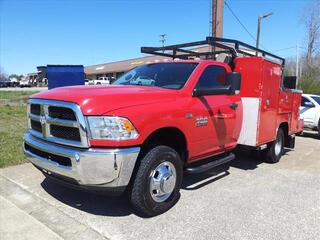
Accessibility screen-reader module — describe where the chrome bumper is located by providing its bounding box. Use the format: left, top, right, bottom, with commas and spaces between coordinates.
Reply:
23, 132, 140, 188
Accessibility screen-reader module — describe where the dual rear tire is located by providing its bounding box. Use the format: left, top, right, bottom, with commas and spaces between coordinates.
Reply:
263, 128, 285, 163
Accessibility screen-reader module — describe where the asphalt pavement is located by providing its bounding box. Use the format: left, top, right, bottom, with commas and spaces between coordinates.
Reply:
0, 132, 319, 240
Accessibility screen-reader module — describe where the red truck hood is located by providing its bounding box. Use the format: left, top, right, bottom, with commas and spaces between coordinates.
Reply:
31, 85, 177, 115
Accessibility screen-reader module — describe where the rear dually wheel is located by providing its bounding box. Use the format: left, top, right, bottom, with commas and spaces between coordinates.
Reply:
264, 128, 285, 163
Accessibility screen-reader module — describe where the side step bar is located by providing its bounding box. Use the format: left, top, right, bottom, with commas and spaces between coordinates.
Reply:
185, 153, 235, 174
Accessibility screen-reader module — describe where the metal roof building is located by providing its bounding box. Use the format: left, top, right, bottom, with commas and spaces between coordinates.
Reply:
84, 46, 211, 81
84, 55, 170, 80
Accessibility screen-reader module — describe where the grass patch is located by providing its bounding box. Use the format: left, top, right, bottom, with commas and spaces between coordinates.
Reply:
0, 91, 39, 100
0, 91, 40, 167
0, 105, 28, 168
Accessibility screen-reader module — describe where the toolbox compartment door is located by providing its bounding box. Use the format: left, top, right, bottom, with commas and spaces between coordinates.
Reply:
257, 60, 281, 144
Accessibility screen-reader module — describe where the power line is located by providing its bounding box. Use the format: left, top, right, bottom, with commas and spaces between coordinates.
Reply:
224, 0, 267, 50
224, 1, 256, 41
272, 46, 306, 52
272, 46, 296, 52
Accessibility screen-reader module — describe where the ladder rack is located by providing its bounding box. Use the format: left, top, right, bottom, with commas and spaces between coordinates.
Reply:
141, 37, 285, 66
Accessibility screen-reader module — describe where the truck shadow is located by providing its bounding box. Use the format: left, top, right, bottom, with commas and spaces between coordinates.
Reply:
297, 131, 320, 140
40, 148, 292, 217
41, 179, 133, 217
182, 148, 292, 190
182, 165, 230, 190
230, 150, 264, 170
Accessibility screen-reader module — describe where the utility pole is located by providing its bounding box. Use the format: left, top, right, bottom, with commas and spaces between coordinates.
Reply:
211, 0, 224, 55
211, 0, 224, 38
256, 12, 273, 54
159, 34, 167, 48
159, 34, 167, 53
296, 44, 299, 88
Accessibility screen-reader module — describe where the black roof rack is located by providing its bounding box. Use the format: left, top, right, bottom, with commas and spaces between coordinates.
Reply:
141, 37, 285, 66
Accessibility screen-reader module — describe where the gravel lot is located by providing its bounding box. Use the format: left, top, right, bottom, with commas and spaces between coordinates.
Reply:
0, 132, 319, 240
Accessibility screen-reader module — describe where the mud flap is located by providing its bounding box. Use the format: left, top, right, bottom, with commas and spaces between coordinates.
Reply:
285, 135, 295, 149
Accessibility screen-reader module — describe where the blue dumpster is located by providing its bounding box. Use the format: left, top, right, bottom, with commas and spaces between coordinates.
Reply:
47, 65, 84, 90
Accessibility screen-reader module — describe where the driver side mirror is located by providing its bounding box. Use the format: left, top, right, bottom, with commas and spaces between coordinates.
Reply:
193, 72, 241, 97
226, 72, 241, 95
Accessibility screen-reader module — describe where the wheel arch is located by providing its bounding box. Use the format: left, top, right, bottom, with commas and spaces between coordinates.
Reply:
140, 127, 188, 163
127, 127, 188, 192
278, 121, 289, 137
278, 121, 294, 148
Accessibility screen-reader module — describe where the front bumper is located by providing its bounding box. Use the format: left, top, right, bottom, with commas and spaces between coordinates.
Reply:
23, 132, 140, 192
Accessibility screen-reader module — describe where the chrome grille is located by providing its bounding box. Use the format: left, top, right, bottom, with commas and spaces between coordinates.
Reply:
31, 119, 42, 133
48, 106, 77, 120
30, 104, 41, 115
28, 99, 89, 148
50, 125, 81, 141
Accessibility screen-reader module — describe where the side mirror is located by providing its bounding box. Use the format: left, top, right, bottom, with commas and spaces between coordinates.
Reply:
192, 72, 241, 97
226, 72, 241, 94
193, 86, 231, 96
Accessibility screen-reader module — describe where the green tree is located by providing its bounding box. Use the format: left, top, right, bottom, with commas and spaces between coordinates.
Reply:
299, 65, 320, 94
8, 74, 24, 81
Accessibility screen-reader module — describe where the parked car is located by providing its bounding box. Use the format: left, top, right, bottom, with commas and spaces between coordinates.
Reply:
8, 77, 20, 87
0, 80, 10, 88
23, 37, 303, 217
127, 76, 156, 86
91, 77, 113, 85
84, 79, 92, 85
300, 94, 320, 135
19, 79, 32, 88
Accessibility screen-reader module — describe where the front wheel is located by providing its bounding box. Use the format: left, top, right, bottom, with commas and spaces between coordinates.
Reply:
129, 145, 183, 217
264, 128, 285, 163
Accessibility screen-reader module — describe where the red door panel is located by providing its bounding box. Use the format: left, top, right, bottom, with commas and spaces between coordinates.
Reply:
258, 60, 281, 144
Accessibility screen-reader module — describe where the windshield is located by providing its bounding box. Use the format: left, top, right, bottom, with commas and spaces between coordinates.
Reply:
311, 96, 320, 105
112, 62, 198, 89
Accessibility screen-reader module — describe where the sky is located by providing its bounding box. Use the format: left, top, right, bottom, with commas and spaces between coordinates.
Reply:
0, 0, 313, 75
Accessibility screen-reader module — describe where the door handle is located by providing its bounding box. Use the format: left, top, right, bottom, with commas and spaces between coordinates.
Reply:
229, 102, 238, 110
214, 113, 236, 119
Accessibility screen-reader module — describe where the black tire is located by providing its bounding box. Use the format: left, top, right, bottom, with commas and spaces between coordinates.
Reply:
264, 128, 285, 163
129, 145, 183, 217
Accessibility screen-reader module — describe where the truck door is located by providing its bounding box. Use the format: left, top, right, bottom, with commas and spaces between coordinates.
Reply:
189, 65, 240, 160
258, 61, 280, 143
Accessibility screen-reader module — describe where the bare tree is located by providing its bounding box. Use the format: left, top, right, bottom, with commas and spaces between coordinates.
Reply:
302, 0, 320, 65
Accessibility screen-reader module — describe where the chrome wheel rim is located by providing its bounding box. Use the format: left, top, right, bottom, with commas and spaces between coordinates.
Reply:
275, 135, 283, 156
149, 161, 177, 203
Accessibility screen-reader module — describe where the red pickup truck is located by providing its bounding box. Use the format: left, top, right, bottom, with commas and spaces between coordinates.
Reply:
23, 38, 303, 216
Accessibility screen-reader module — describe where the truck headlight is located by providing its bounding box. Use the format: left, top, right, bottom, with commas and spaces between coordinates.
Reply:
87, 116, 139, 140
